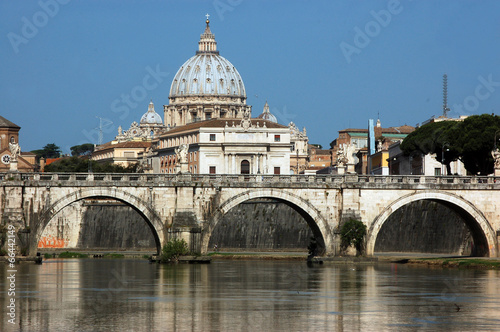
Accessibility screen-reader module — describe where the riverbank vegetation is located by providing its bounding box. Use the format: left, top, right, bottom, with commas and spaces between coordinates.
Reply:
406, 257, 500, 269
160, 239, 189, 263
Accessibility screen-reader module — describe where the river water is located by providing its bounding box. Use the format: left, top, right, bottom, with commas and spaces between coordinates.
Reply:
1, 259, 500, 331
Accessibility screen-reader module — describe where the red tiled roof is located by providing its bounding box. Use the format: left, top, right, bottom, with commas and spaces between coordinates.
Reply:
96, 141, 151, 152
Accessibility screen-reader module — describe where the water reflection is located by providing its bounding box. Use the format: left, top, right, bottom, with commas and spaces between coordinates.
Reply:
1, 260, 500, 331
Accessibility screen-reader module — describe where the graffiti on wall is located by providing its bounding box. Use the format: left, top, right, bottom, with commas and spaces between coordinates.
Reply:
38, 236, 68, 248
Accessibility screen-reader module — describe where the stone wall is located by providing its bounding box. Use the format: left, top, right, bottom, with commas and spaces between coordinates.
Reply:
208, 198, 313, 250
39, 199, 156, 250
38, 198, 474, 255
374, 200, 472, 255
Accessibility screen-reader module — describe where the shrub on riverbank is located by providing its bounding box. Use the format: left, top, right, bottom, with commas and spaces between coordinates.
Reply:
340, 218, 367, 256
160, 239, 189, 263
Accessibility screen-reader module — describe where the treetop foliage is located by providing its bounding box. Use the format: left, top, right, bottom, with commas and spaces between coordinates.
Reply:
44, 156, 139, 173
31, 143, 62, 159
70, 143, 94, 156
401, 114, 500, 175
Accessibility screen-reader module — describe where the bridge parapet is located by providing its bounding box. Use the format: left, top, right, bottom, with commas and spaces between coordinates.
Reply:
1, 173, 499, 189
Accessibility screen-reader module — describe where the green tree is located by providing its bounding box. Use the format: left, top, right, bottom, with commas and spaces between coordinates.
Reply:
402, 115, 500, 175
450, 114, 500, 175
160, 238, 189, 262
31, 143, 62, 159
340, 218, 367, 256
44, 156, 139, 173
70, 143, 94, 156
400, 121, 460, 175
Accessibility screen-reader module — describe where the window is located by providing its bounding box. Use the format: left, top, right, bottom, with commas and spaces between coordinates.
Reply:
209, 166, 216, 174
210, 134, 216, 141
274, 167, 280, 175
241, 160, 250, 174
206, 112, 212, 120
274, 135, 280, 142
434, 168, 441, 176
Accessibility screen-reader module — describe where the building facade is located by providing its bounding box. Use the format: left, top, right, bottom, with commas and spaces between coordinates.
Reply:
0, 116, 35, 172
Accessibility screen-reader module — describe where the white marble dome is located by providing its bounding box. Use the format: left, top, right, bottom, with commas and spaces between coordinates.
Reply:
140, 101, 162, 124
169, 19, 246, 99
170, 54, 246, 98
257, 101, 278, 123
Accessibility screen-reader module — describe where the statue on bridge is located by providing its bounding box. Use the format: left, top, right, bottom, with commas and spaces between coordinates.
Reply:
175, 143, 190, 173
493, 148, 500, 176
9, 142, 21, 162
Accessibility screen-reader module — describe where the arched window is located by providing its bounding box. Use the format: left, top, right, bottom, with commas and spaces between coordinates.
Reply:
241, 160, 250, 174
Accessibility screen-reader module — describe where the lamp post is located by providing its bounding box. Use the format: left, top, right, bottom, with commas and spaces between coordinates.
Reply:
441, 142, 449, 176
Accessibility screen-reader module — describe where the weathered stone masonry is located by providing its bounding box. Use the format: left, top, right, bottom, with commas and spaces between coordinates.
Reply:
1, 173, 499, 257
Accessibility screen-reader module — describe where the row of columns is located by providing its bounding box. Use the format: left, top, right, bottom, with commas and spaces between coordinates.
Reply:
224, 153, 268, 174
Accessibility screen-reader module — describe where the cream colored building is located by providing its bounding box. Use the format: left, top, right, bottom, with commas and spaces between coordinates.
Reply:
147, 17, 302, 175
92, 100, 164, 166
153, 115, 291, 174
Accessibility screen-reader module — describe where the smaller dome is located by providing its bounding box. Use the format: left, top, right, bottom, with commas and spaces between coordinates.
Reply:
257, 101, 277, 123
140, 100, 163, 124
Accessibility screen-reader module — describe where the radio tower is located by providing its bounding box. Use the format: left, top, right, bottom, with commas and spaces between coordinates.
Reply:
442, 74, 450, 118
95, 116, 113, 146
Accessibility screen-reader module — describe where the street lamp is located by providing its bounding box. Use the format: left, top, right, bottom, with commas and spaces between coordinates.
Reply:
441, 142, 449, 176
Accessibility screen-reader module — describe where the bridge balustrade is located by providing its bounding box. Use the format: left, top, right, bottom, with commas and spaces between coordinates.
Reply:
1, 172, 499, 187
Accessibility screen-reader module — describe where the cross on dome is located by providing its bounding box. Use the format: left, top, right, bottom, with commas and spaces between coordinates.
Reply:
198, 15, 217, 54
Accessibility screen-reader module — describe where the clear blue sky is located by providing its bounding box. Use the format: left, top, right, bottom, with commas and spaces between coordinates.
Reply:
1, 0, 499, 153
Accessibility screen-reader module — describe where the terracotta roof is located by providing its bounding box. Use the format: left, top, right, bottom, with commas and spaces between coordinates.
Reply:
0, 116, 20, 129
340, 125, 414, 135
161, 118, 287, 136
96, 141, 151, 151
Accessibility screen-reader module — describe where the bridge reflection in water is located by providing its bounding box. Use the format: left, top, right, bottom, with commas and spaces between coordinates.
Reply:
2, 259, 500, 331
2, 173, 499, 257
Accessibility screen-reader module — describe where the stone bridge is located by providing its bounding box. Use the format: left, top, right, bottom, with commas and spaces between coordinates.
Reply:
1, 172, 499, 257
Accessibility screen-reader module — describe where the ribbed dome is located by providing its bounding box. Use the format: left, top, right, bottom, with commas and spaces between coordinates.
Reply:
257, 101, 278, 123
170, 55, 246, 98
140, 101, 162, 124
169, 18, 246, 99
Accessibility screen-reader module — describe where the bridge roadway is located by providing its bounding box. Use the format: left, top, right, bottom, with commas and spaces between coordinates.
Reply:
1, 172, 499, 257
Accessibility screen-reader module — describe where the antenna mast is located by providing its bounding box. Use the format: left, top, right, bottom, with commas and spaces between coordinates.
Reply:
95, 116, 113, 146
442, 74, 450, 117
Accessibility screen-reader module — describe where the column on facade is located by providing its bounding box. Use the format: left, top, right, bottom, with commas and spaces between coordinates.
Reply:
232, 154, 236, 174
256, 154, 260, 174
225, 153, 229, 174
264, 154, 268, 174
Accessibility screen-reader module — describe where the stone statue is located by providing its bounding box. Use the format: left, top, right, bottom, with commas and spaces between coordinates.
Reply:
9, 142, 21, 161
492, 149, 500, 169
118, 125, 122, 135
345, 143, 356, 165
240, 109, 252, 131
175, 144, 189, 164
336, 144, 348, 167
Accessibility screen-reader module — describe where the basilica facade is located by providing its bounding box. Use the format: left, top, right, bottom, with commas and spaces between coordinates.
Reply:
94, 17, 309, 175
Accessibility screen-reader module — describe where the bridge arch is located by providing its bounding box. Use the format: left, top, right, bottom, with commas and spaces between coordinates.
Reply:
202, 188, 333, 255
31, 187, 163, 255
366, 191, 497, 257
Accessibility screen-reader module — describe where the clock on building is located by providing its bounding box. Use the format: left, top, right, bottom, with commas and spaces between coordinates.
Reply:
1, 154, 11, 164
